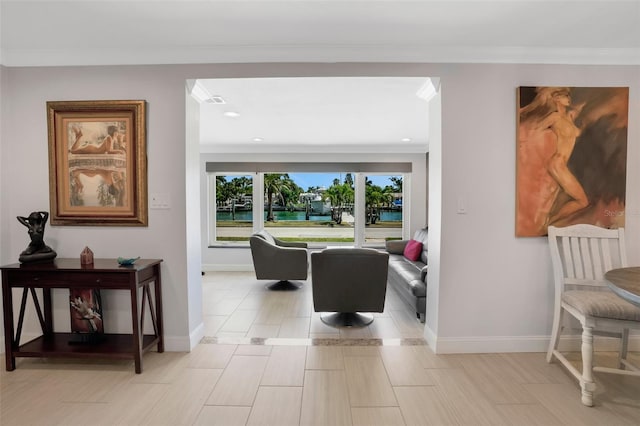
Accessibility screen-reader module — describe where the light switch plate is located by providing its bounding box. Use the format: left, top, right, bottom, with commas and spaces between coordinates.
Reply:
456, 197, 467, 214
150, 193, 170, 209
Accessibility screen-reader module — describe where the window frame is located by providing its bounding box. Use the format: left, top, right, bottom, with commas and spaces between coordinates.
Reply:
207, 164, 410, 247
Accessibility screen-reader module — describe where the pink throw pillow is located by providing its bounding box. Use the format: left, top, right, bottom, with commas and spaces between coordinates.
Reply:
403, 239, 423, 261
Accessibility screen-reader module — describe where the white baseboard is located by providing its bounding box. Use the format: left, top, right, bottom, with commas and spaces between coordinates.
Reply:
423, 323, 438, 351
188, 322, 205, 351
430, 334, 640, 354
158, 322, 205, 352
162, 336, 190, 352
202, 263, 253, 272
3, 329, 638, 356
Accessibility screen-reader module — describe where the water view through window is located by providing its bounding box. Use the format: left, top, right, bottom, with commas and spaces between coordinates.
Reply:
214, 172, 402, 244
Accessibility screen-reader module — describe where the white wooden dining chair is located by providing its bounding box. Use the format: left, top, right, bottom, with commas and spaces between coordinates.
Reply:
547, 224, 640, 406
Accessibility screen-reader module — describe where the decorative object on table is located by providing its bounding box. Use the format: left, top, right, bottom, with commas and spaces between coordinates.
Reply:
117, 256, 140, 266
17, 211, 57, 263
46, 100, 148, 226
515, 86, 628, 237
69, 288, 104, 343
80, 246, 94, 265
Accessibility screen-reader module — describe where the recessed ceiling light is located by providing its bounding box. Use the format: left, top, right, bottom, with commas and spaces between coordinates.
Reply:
253, 137, 264, 142
207, 96, 226, 104
401, 138, 412, 142
223, 111, 240, 118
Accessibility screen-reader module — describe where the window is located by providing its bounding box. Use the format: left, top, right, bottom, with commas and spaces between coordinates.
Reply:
263, 172, 355, 243
212, 174, 253, 243
206, 162, 411, 247
364, 175, 403, 245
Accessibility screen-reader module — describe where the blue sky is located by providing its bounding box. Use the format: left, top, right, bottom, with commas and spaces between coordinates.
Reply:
289, 173, 397, 191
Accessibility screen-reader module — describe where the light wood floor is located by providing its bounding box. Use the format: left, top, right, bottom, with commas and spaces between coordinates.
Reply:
1, 271, 639, 425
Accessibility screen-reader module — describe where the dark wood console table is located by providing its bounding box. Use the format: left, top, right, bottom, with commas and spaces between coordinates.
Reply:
1, 258, 163, 373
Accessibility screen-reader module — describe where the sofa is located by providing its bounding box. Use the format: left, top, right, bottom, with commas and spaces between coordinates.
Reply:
384, 228, 428, 322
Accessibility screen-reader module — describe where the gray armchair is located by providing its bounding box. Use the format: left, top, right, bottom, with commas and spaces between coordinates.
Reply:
311, 248, 389, 327
249, 230, 308, 290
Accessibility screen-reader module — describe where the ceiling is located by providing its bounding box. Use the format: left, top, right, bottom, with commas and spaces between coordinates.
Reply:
196, 77, 433, 152
1, 1, 638, 66
2, 1, 638, 151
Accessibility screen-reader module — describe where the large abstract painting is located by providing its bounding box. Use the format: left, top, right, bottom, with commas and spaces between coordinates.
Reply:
516, 86, 628, 237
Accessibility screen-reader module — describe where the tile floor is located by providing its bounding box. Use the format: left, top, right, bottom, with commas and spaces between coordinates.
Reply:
1, 271, 639, 425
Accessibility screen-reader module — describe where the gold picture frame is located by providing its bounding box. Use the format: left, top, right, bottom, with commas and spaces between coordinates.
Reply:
47, 100, 147, 226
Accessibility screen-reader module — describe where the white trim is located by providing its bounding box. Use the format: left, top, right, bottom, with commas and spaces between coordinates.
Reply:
354, 173, 365, 247
188, 322, 205, 352
430, 334, 640, 354
3, 46, 639, 67
201, 143, 429, 155
203, 263, 254, 272
207, 174, 216, 245
423, 322, 438, 352
254, 172, 264, 234
162, 336, 190, 352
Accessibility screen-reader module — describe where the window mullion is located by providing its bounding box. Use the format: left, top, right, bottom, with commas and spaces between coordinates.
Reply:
354, 173, 366, 247
254, 172, 265, 233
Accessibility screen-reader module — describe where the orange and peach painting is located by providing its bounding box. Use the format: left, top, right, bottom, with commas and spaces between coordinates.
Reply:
516, 86, 628, 237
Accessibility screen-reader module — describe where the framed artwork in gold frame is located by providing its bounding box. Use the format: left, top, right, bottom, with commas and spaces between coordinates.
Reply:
47, 100, 147, 226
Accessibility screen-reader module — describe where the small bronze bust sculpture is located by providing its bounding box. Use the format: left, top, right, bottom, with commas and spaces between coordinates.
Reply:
17, 211, 57, 263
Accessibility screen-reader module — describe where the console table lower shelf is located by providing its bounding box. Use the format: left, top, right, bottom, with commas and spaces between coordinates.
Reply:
1, 258, 163, 374
16, 333, 159, 360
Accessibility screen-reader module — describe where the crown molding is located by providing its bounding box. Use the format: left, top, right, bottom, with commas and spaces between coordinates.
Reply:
2, 45, 639, 67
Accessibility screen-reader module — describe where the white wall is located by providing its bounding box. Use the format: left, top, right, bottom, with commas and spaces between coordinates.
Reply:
185, 85, 205, 347
425, 90, 442, 347
435, 63, 639, 352
199, 152, 428, 270
0, 65, 5, 272
1, 62, 638, 354
0, 65, 5, 333
0, 65, 193, 351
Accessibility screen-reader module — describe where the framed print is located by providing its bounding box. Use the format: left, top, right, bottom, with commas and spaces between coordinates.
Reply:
516, 87, 628, 237
47, 100, 147, 226
70, 288, 103, 334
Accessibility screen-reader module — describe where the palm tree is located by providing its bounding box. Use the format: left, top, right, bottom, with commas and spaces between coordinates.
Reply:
389, 176, 403, 192
215, 176, 228, 205
279, 175, 302, 211
325, 182, 354, 224
231, 176, 253, 200
365, 182, 391, 224
344, 173, 354, 188
264, 173, 291, 221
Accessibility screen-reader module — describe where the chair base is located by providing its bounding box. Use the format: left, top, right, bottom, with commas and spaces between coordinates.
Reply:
320, 312, 374, 327
264, 280, 302, 291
